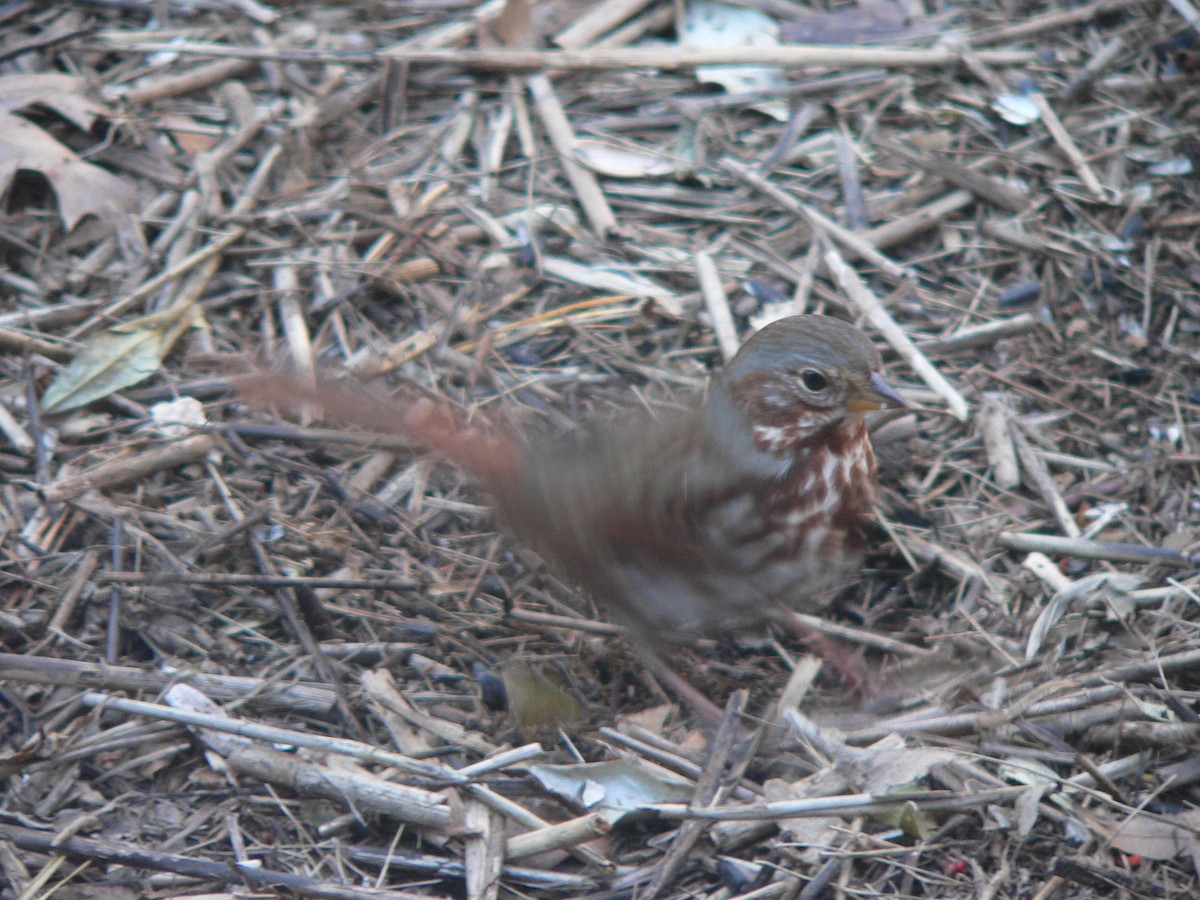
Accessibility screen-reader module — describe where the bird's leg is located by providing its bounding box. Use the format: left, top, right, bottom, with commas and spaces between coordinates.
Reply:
627, 632, 724, 727
783, 610, 871, 698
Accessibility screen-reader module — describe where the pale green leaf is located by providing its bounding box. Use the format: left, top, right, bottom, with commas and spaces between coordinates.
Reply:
41, 304, 197, 414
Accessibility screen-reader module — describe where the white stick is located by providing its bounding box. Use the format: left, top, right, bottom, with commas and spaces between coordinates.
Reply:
695, 251, 739, 361
823, 245, 970, 422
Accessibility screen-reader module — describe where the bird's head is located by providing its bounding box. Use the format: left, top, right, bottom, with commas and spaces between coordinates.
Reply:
716, 315, 904, 455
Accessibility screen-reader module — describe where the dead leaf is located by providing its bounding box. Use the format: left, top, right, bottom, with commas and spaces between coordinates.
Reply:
41, 303, 198, 414
541, 256, 675, 302
0, 72, 106, 127
526, 759, 695, 825
617, 704, 675, 735
763, 775, 847, 862
683, 0, 788, 121
1086, 805, 1200, 861
842, 746, 958, 795
574, 140, 677, 178
0, 73, 137, 229
838, 745, 957, 839
1026, 573, 1145, 659
999, 756, 1081, 837
501, 658, 582, 732
156, 112, 220, 156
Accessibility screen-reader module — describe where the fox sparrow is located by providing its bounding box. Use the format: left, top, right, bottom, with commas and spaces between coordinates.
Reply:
243, 315, 902, 696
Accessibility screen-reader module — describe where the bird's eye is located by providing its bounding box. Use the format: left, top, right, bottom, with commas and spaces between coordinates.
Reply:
801, 369, 828, 392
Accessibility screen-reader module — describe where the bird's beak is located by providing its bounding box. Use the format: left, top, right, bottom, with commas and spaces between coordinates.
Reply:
846, 371, 907, 411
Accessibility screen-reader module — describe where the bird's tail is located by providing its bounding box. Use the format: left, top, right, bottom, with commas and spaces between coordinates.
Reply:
236, 372, 520, 488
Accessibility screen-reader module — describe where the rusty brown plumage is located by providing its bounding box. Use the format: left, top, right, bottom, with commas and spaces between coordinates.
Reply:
240, 315, 903, 669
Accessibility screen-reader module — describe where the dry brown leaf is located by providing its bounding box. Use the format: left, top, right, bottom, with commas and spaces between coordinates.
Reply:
155, 112, 220, 156
1086, 805, 1200, 861
0, 72, 105, 125
0, 72, 137, 229
616, 704, 675, 735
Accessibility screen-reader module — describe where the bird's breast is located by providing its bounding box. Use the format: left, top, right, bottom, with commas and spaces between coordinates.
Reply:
753, 424, 878, 595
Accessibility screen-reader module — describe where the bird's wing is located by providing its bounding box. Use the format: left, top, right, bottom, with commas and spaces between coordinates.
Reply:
501, 411, 787, 630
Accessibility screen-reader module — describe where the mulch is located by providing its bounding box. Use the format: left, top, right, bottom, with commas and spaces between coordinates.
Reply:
3, 0, 1200, 897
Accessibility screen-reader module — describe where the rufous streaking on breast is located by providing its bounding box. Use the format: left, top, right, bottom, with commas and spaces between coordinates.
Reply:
674, 315, 904, 618
239, 315, 905, 637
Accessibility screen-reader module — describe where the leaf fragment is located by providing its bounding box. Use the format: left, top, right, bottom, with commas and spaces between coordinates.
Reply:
526, 759, 694, 825
0, 73, 138, 229
41, 304, 198, 414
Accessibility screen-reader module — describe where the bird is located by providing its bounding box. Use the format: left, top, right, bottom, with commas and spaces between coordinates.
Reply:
241, 314, 904, 717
